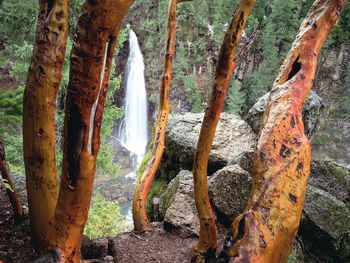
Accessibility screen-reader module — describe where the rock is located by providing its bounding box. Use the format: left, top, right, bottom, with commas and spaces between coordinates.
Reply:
308, 160, 350, 204
158, 112, 256, 180
158, 170, 192, 220
208, 165, 252, 224
81, 236, 109, 260
300, 185, 350, 263
163, 171, 199, 236
11, 173, 27, 204
297, 161, 350, 262
161, 160, 349, 262
103, 255, 114, 262
245, 90, 324, 138
228, 149, 255, 174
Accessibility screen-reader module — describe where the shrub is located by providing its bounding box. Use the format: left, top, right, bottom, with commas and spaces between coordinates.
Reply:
84, 193, 131, 239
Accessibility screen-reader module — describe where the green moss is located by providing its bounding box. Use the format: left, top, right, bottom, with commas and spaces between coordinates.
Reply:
158, 176, 181, 220
136, 149, 153, 185
145, 178, 168, 221
314, 135, 329, 145
286, 248, 298, 263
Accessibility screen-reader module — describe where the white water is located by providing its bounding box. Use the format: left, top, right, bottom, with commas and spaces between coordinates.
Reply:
119, 29, 148, 174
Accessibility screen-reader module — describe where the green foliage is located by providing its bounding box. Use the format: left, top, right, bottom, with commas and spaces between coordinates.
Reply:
97, 142, 119, 176
84, 193, 131, 239
146, 178, 168, 220
183, 74, 202, 112
286, 248, 299, 263
6, 42, 33, 82
0, 88, 24, 173
173, 43, 189, 83
336, 66, 350, 120
225, 79, 245, 115
0, 87, 24, 133
0, 0, 38, 45
241, 0, 300, 111
68, 0, 85, 35
2, 133, 24, 174
1, 179, 14, 192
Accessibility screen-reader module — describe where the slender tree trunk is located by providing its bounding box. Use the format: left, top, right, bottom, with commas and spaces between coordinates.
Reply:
222, 0, 347, 262
132, 0, 192, 232
23, 0, 69, 250
49, 1, 133, 261
192, 1, 255, 261
0, 138, 23, 223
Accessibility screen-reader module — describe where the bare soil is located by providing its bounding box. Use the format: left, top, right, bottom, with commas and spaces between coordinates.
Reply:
0, 186, 37, 263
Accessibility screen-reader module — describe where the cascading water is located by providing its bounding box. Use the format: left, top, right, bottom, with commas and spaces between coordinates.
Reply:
119, 29, 148, 177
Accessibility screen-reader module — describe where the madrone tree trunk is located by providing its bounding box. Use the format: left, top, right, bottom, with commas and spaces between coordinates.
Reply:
48, 1, 133, 261
24, 0, 133, 261
0, 138, 23, 223
23, 0, 69, 250
132, 0, 192, 232
192, 1, 255, 261
221, 0, 347, 262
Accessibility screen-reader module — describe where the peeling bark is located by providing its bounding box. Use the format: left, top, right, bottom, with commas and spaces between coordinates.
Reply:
0, 138, 23, 223
132, 0, 193, 232
192, 1, 255, 261
23, 0, 69, 250
224, 1, 347, 262
50, 1, 133, 262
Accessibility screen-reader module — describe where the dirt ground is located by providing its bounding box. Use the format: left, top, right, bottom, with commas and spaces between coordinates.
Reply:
0, 186, 228, 263
0, 187, 37, 263
109, 226, 198, 263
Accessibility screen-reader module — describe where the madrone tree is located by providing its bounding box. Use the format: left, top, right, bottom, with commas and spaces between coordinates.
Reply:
132, 0, 193, 232
23, 0, 133, 261
192, 0, 255, 261
215, 0, 347, 262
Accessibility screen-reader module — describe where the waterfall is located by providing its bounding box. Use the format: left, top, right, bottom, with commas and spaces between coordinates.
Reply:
119, 29, 148, 170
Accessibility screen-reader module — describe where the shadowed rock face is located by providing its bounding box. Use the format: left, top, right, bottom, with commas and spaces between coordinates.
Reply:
245, 90, 324, 138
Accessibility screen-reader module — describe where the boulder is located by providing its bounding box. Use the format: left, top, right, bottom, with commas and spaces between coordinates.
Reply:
245, 90, 324, 138
298, 162, 350, 263
208, 165, 252, 224
163, 170, 199, 236
159, 159, 349, 263
300, 185, 350, 263
308, 160, 350, 203
158, 112, 256, 180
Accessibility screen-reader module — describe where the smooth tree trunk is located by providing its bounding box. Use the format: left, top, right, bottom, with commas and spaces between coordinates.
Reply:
23, 0, 69, 250
192, 1, 255, 261
49, 1, 133, 261
221, 0, 347, 262
0, 138, 23, 223
132, 0, 192, 232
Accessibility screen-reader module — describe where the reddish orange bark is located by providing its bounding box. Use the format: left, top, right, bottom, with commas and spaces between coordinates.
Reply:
23, 0, 69, 250
192, 1, 255, 261
224, 0, 347, 262
48, 1, 133, 262
132, 0, 193, 232
0, 138, 23, 223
